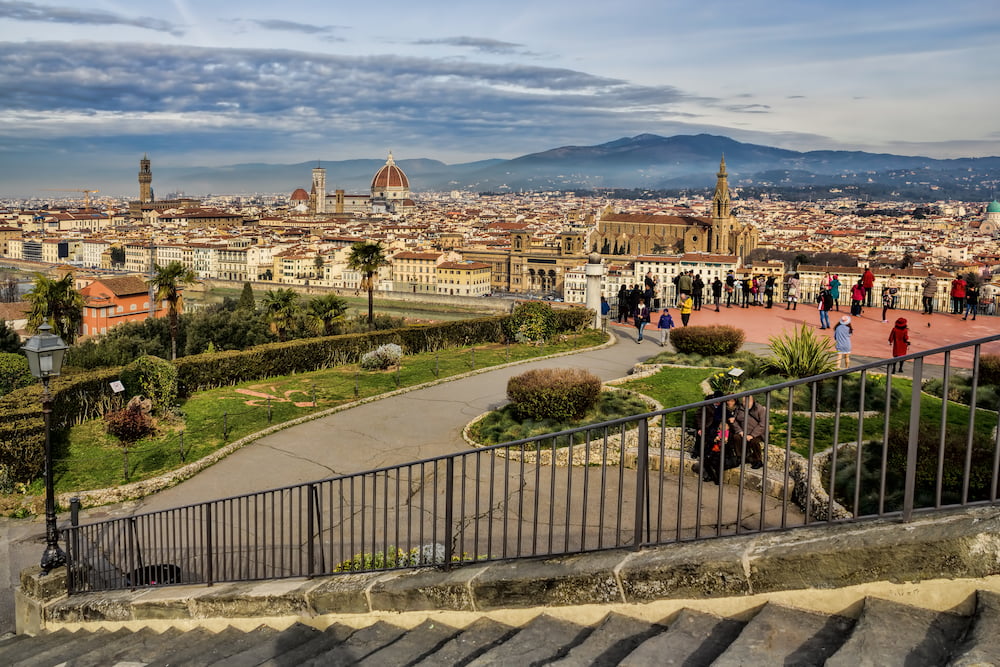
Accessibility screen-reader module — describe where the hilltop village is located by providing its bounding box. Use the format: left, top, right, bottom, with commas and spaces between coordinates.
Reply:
2, 154, 999, 336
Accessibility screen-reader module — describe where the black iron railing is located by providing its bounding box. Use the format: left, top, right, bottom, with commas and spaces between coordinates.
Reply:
64, 334, 1000, 594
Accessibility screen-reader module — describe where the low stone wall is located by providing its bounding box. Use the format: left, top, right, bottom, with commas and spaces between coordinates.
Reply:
22, 505, 1000, 634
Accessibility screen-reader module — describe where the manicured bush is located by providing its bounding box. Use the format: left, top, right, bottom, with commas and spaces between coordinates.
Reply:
120, 355, 178, 414
980, 354, 1000, 386
0, 352, 33, 397
503, 302, 558, 343
360, 343, 403, 370
669, 325, 745, 356
506, 368, 602, 421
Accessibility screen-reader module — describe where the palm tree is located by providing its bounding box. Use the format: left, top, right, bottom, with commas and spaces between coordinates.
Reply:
148, 261, 197, 360
306, 293, 347, 336
347, 241, 387, 327
261, 289, 300, 341
24, 272, 85, 343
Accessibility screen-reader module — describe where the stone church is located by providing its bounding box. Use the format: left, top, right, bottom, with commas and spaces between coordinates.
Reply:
592, 157, 758, 261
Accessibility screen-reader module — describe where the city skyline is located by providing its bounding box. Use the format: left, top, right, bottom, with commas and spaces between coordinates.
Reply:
1, 0, 998, 196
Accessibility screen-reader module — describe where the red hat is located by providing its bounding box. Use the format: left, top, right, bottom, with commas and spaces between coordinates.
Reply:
895, 317, 907, 327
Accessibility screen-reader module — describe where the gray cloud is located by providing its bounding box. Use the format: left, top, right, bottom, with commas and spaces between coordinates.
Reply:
244, 19, 346, 39
0, 0, 184, 36
411, 36, 538, 56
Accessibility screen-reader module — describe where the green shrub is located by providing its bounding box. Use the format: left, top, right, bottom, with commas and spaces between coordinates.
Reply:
120, 355, 178, 414
506, 368, 602, 421
980, 354, 1000, 386
669, 325, 745, 356
359, 343, 403, 370
765, 324, 836, 378
0, 353, 33, 397
503, 302, 558, 343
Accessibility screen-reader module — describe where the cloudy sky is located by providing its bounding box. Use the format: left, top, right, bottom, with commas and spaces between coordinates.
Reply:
1, 0, 998, 194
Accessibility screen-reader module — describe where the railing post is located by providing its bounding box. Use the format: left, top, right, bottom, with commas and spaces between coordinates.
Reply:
307, 483, 315, 577
633, 419, 649, 550
902, 356, 924, 521
204, 503, 214, 586
444, 457, 455, 570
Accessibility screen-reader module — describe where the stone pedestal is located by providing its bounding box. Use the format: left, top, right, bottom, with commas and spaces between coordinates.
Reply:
15, 565, 68, 636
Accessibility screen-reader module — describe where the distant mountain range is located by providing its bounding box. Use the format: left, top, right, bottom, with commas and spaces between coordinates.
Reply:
13, 134, 1000, 201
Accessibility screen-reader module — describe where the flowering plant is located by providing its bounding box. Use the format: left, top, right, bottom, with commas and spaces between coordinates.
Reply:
708, 367, 741, 395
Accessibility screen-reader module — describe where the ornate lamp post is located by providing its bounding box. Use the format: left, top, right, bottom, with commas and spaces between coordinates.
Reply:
22, 323, 69, 573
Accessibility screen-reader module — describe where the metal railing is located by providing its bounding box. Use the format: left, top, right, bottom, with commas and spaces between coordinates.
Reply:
63, 334, 1000, 594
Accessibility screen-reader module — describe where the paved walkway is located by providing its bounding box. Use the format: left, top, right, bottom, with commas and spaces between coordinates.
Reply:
1, 305, 995, 633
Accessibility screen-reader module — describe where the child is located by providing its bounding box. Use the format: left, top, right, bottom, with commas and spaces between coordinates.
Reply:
888, 317, 910, 373
880, 287, 892, 323
657, 309, 675, 347
834, 315, 852, 369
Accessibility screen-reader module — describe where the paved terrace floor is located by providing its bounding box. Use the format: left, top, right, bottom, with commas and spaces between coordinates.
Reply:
0, 301, 996, 634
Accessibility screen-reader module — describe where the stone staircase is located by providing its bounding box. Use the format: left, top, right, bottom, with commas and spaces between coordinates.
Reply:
3, 591, 999, 666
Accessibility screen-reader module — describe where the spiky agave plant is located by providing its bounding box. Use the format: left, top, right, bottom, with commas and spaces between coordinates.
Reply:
765, 324, 837, 378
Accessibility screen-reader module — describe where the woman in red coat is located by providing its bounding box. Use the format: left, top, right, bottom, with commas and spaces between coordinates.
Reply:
888, 317, 910, 373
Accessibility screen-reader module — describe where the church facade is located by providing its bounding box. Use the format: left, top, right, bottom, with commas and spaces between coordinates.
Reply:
591, 157, 758, 261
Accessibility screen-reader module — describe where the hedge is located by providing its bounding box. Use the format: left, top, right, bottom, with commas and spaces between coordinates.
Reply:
0, 309, 593, 484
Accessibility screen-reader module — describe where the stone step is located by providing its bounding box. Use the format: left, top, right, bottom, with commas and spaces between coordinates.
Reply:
355, 619, 459, 666
71, 626, 186, 667
409, 617, 518, 666
301, 620, 408, 666
825, 596, 970, 666
143, 626, 268, 667
547, 612, 667, 666
949, 589, 1000, 666
258, 623, 357, 667
619, 608, 745, 666
0, 628, 77, 664
210, 623, 323, 667
465, 614, 591, 666
712, 602, 854, 666
10, 627, 130, 666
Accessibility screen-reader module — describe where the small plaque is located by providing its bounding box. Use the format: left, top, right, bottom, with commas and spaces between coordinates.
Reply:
110, 380, 125, 393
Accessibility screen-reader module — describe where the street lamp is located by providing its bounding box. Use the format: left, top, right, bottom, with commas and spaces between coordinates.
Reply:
22, 323, 69, 573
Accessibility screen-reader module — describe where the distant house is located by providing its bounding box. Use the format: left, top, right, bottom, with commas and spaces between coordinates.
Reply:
0, 301, 30, 338
79, 275, 170, 337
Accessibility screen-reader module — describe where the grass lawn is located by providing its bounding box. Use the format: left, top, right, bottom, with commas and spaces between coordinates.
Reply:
33, 331, 607, 496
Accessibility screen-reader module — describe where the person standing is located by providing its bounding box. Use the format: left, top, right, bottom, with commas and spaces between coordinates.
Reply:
677, 270, 693, 298
862, 266, 875, 307
921, 271, 939, 314
764, 274, 775, 308
711, 276, 723, 312
785, 272, 800, 310
888, 317, 910, 373
821, 271, 832, 291
644, 271, 659, 309
725, 270, 735, 307
692, 273, 704, 311
950, 274, 967, 315
964, 281, 979, 321
616, 284, 630, 323
634, 297, 650, 342
677, 292, 693, 326
657, 308, 675, 347
886, 273, 900, 309
628, 284, 642, 323
817, 288, 833, 328
740, 274, 751, 308
850, 279, 865, 316
834, 316, 853, 369
829, 274, 841, 311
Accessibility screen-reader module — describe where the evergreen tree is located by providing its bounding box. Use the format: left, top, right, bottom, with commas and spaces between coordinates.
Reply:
347, 241, 388, 327
237, 282, 256, 311
148, 262, 198, 360
0, 320, 20, 353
